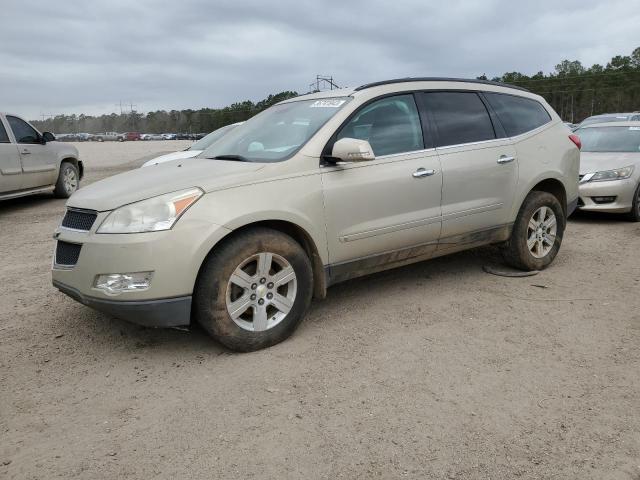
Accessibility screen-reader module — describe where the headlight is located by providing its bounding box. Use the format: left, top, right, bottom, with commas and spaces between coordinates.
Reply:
97, 188, 203, 233
588, 166, 634, 182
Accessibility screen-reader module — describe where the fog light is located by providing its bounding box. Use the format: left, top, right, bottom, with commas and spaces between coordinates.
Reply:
591, 196, 616, 204
93, 272, 153, 296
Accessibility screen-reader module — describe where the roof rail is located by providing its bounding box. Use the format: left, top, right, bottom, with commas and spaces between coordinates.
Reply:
354, 77, 530, 93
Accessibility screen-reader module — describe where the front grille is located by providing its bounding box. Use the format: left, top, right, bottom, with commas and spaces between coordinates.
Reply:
55, 241, 82, 267
61, 209, 97, 231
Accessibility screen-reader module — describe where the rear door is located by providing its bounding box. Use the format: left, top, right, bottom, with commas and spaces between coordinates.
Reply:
7, 115, 58, 189
419, 91, 518, 245
321, 93, 442, 274
0, 116, 23, 193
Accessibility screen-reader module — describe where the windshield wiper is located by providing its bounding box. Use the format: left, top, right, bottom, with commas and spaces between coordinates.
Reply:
207, 154, 250, 162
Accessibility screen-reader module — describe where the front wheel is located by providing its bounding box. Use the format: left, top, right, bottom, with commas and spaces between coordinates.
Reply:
503, 191, 565, 271
194, 228, 313, 352
627, 182, 640, 222
53, 162, 79, 198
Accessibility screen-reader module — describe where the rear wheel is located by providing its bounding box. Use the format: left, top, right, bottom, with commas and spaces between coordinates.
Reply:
627, 182, 640, 222
503, 191, 565, 271
53, 162, 79, 198
194, 228, 313, 352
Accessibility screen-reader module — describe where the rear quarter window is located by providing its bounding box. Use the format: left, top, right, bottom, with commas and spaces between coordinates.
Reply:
484, 93, 551, 137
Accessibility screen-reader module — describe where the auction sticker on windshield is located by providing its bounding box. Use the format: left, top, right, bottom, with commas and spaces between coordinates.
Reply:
310, 99, 347, 108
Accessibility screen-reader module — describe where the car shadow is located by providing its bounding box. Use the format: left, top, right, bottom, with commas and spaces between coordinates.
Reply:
569, 209, 631, 224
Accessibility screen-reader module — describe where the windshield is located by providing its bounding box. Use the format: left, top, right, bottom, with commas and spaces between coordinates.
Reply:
577, 126, 640, 152
201, 97, 351, 162
190, 124, 239, 150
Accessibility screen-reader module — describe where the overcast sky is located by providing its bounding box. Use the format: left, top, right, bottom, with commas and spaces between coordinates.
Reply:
1, 0, 638, 120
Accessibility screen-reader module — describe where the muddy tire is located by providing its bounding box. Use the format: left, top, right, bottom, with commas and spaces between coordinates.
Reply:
53, 162, 79, 198
503, 191, 565, 271
194, 228, 313, 352
627, 182, 640, 222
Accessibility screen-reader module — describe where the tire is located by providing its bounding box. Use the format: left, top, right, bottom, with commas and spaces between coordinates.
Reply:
118, 137, 124, 142
53, 162, 79, 198
503, 191, 565, 271
194, 228, 313, 352
97, 137, 103, 142
627, 182, 640, 222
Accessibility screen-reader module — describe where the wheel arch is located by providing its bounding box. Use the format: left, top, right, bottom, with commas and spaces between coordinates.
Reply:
530, 178, 567, 217
196, 219, 328, 300
60, 157, 83, 180
513, 175, 568, 220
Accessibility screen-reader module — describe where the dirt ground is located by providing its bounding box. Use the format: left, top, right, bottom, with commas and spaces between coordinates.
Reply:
1, 141, 639, 480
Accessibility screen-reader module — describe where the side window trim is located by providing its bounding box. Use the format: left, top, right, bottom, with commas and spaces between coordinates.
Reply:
322, 92, 432, 162
477, 92, 507, 139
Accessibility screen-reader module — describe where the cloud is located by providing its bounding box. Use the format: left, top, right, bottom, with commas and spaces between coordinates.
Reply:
0, 0, 637, 119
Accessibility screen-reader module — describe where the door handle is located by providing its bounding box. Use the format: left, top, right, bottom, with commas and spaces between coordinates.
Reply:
412, 168, 436, 178
21, 149, 31, 155
497, 155, 515, 164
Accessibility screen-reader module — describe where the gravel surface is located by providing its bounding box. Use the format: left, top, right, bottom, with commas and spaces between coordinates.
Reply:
1, 141, 639, 479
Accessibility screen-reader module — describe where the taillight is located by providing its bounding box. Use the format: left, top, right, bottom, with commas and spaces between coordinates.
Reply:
569, 134, 581, 150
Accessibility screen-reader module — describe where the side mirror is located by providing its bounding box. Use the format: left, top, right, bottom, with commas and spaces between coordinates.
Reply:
331, 137, 375, 163
42, 132, 56, 143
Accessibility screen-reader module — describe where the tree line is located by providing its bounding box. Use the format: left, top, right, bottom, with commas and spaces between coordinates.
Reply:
32, 47, 639, 134
31, 91, 299, 135
483, 46, 640, 123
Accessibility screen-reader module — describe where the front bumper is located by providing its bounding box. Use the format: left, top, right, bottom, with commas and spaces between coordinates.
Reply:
51, 204, 232, 327
578, 177, 636, 213
54, 280, 191, 327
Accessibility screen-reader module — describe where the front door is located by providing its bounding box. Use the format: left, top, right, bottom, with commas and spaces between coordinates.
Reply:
6, 115, 57, 189
0, 117, 23, 193
321, 94, 442, 280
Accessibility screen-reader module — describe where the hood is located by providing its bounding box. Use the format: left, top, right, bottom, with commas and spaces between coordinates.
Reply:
68, 157, 266, 211
580, 152, 640, 175
141, 149, 201, 167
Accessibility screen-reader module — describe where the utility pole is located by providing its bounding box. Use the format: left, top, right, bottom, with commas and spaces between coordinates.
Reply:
309, 75, 340, 93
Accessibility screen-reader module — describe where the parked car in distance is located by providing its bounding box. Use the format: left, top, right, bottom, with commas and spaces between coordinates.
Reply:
575, 121, 640, 221
141, 123, 243, 167
1, 112, 83, 200
142, 133, 164, 141
162, 133, 177, 140
92, 132, 120, 142
120, 132, 141, 141
52, 77, 579, 351
575, 112, 640, 130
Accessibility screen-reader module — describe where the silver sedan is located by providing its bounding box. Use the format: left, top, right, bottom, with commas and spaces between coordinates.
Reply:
576, 121, 640, 221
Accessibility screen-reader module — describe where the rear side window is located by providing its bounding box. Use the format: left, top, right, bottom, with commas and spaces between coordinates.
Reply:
0, 120, 9, 143
7, 116, 40, 144
421, 92, 495, 147
337, 94, 424, 156
484, 93, 551, 137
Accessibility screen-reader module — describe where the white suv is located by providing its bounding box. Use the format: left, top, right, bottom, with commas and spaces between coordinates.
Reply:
52, 78, 579, 351
1, 113, 83, 200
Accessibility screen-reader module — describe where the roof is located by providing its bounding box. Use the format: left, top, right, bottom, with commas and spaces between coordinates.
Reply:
354, 77, 529, 92
586, 113, 638, 118
578, 121, 640, 129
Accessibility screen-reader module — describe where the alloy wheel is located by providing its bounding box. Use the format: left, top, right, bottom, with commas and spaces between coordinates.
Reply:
63, 167, 78, 195
225, 252, 297, 332
527, 206, 557, 258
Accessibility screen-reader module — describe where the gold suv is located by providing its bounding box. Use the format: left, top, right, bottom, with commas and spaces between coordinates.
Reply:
52, 78, 579, 351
